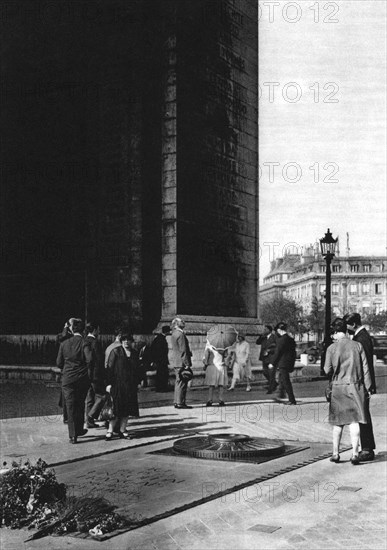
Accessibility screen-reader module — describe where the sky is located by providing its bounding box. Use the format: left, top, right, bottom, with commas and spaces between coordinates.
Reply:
258, 0, 387, 282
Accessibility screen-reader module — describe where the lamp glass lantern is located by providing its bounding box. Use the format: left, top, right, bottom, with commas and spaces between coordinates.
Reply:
319, 228, 338, 257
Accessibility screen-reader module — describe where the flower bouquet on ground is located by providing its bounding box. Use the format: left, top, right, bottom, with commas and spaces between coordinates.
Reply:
0, 458, 129, 540
0, 458, 66, 529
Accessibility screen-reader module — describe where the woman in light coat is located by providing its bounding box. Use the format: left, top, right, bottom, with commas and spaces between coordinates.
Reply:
202, 341, 228, 406
228, 334, 252, 391
324, 318, 372, 464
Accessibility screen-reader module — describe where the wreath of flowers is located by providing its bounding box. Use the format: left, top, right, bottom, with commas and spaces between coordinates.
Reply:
0, 458, 130, 540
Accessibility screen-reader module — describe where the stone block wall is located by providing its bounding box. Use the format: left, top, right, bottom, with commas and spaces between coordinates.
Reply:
1, 0, 258, 337
161, 0, 259, 322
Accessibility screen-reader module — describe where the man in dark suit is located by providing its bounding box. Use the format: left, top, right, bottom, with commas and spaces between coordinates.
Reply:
171, 317, 193, 409
346, 312, 376, 461
56, 319, 89, 443
56, 317, 77, 423
151, 325, 171, 392
269, 322, 297, 405
84, 322, 106, 428
257, 325, 277, 393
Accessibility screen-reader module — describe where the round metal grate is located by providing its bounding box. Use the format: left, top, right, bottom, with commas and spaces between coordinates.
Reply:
173, 433, 286, 460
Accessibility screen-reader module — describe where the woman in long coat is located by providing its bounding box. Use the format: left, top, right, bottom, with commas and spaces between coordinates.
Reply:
105, 333, 139, 440
324, 318, 372, 464
228, 334, 252, 391
202, 341, 228, 406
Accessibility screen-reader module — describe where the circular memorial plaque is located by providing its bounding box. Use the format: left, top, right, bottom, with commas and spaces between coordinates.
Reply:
173, 433, 285, 460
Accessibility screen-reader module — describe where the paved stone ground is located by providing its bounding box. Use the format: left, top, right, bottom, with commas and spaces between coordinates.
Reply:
1, 364, 386, 419
1, 371, 386, 550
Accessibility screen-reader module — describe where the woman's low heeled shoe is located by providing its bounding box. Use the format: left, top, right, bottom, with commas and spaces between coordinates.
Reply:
329, 454, 340, 463
119, 431, 131, 439
350, 455, 360, 465
105, 432, 113, 441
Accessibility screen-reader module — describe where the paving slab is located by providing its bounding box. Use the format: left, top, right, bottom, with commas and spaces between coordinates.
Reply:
0, 385, 386, 550
51, 436, 330, 531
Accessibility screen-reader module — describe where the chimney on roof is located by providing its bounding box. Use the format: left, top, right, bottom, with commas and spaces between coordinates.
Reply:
314, 240, 319, 259
301, 244, 313, 264
346, 232, 350, 257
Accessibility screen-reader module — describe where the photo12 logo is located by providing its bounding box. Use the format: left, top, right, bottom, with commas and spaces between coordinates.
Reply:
202, 479, 339, 504
258, 2, 340, 24
259, 82, 340, 104
259, 162, 339, 184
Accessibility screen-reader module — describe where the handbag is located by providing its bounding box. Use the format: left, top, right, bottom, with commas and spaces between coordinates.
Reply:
325, 382, 332, 403
98, 394, 115, 421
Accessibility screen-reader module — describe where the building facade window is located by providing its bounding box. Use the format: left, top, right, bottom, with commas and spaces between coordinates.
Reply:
375, 283, 382, 295
320, 265, 326, 273
375, 303, 383, 314
362, 283, 370, 294
349, 284, 357, 295
332, 284, 339, 295
363, 264, 371, 272
332, 265, 341, 272
319, 284, 326, 295
351, 265, 359, 273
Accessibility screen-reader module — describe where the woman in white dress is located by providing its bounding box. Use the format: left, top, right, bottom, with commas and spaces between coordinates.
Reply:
202, 341, 228, 406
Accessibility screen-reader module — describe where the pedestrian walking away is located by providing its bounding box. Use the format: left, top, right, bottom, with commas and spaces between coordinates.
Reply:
269, 322, 297, 405
56, 319, 90, 444
346, 312, 376, 461
56, 317, 77, 423
324, 317, 372, 465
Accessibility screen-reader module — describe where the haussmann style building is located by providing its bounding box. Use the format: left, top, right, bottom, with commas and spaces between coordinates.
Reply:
260, 244, 387, 317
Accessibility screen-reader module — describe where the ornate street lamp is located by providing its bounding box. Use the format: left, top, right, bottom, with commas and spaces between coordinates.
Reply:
319, 228, 338, 374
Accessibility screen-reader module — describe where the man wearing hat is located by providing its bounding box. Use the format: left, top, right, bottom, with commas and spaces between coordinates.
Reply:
269, 322, 297, 405
346, 312, 376, 461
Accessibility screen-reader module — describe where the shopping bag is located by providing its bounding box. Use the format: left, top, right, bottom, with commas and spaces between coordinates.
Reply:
98, 394, 115, 421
